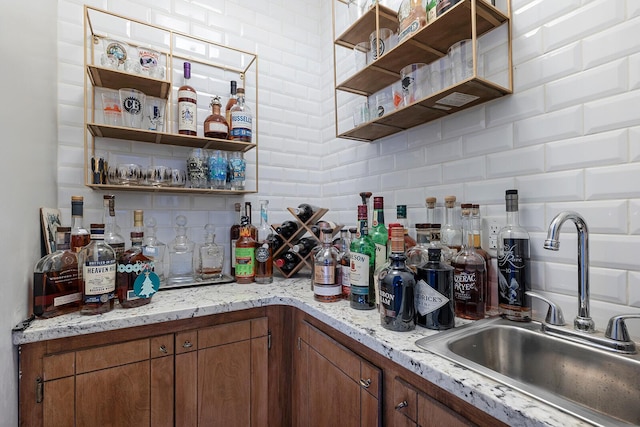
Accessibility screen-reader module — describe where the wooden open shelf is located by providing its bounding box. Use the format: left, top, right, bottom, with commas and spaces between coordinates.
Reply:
86, 183, 250, 195
87, 65, 171, 99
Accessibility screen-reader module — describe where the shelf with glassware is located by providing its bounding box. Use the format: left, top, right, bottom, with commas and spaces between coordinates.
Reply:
332, 0, 512, 142
83, 6, 258, 194
271, 208, 343, 278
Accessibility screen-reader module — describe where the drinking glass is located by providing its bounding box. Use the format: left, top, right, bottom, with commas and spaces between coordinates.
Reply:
119, 88, 146, 128
449, 39, 475, 84
208, 150, 228, 189
369, 28, 393, 61
101, 90, 122, 126
144, 97, 165, 131
228, 152, 246, 191
400, 63, 427, 105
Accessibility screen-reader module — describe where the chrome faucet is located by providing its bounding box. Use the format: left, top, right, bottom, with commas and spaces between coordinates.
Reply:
544, 211, 596, 333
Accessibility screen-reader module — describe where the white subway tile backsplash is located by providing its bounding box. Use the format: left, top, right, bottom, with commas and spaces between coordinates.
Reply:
629, 200, 640, 235
426, 137, 463, 165
586, 163, 640, 200
546, 129, 628, 172
545, 262, 627, 304
583, 16, 640, 69
513, 41, 582, 92
408, 164, 443, 187
514, 105, 582, 147
441, 105, 486, 139
516, 170, 584, 202
590, 234, 640, 271
584, 90, 640, 135
487, 145, 544, 178
546, 200, 628, 234
462, 123, 513, 156
463, 178, 515, 205
629, 272, 640, 308
442, 157, 486, 184
486, 86, 545, 127
511, 0, 581, 39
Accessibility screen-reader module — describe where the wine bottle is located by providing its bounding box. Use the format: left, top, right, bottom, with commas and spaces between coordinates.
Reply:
276, 220, 299, 240
291, 237, 318, 258
293, 203, 318, 223
178, 61, 197, 135
274, 250, 300, 274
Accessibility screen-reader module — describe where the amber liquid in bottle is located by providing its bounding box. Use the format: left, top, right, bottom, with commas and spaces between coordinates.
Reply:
255, 200, 273, 284
235, 217, 256, 284
70, 196, 90, 252
178, 61, 197, 136
225, 80, 237, 138
204, 96, 229, 139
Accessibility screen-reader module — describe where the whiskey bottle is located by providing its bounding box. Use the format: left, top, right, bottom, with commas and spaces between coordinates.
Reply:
255, 200, 273, 284
350, 204, 376, 310
313, 227, 342, 302
244, 201, 258, 240
416, 247, 455, 330
472, 204, 496, 315
225, 80, 237, 133
204, 96, 229, 139
429, 224, 453, 264
178, 61, 197, 135
229, 87, 252, 142
276, 220, 300, 240
196, 224, 224, 281
166, 215, 196, 286
33, 227, 81, 318
336, 228, 351, 298
230, 202, 242, 277
78, 223, 116, 315
396, 205, 417, 250
441, 195, 462, 254
117, 210, 159, 308
142, 216, 166, 285
452, 204, 486, 320
70, 196, 90, 252
102, 195, 125, 260
497, 189, 531, 321
235, 216, 256, 283
379, 226, 416, 332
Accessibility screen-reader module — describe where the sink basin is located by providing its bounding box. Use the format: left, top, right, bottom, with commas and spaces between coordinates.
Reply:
416, 316, 640, 426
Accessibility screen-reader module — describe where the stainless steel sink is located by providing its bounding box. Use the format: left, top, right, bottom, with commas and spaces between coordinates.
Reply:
416, 316, 640, 426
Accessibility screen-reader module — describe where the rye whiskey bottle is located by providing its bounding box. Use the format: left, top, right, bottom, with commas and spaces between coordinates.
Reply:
178, 61, 197, 135
498, 189, 531, 321
235, 216, 256, 283
313, 227, 341, 302
416, 247, 455, 330
204, 96, 228, 139
379, 226, 416, 331
117, 210, 159, 308
70, 196, 90, 252
350, 205, 376, 310
255, 200, 273, 284
229, 87, 252, 142
78, 224, 116, 315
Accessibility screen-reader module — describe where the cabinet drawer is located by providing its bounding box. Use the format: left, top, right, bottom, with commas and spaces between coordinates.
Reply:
76, 338, 149, 374
43, 352, 75, 381
150, 334, 174, 358
393, 377, 418, 422
360, 360, 381, 400
175, 330, 197, 354
198, 319, 252, 349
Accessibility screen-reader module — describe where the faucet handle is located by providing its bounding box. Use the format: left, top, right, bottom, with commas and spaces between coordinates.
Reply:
605, 314, 640, 342
526, 292, 566, 326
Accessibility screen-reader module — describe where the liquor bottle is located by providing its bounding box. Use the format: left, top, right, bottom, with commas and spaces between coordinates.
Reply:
78, 223, 116, 315
427, 224, 454, 265
102, 195, 125, 260
396, 205, 417, 250
336, 228, 351, 298
117, 210, 159, 308
452, 204, 486, 320
204, 96, 229, 139
225, 80, 237, 133
415, 247, 455, 330
426, 197, 437, 224
441, 195, 462, 254
276, 220, 299, 240
472, 204, 496, 315
166, 215, 196, 286
70, 196, 90, 252
359, 191, 373, 224
196, 224, 225, 281
350, 204, 376, 310
33, 227, 81, 318
274, 250, 301, 274
379, 226, 416, 332
371, 196, 388, 274
497, 189, 531, 321
244, 202, 258, 240
255, 200, 273, 284
313, 227, 342, 302
230, 202, 242, 277
178, 61, 197, 135
293, 203, 318, 223
187, 148, 208, 189
405, 223, 430, 270
291, 237, 318, 258
235, 215, 256, 283
229, 87, 252, 142
142, 216, 166, 285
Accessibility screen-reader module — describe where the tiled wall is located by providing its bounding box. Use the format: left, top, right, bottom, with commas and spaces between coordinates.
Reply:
56, 0, 640, 327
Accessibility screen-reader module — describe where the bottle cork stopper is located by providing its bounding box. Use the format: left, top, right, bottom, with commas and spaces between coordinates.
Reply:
425, 197, 436, 208
444, 195, 456, 207
390, 226, 404, 253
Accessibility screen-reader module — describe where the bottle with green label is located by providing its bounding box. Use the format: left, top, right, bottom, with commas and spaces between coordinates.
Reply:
235, 215, 256, 284
350, 204, 376, 310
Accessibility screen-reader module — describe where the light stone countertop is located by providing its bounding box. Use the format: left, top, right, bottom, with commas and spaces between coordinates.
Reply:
13, 276, 590, 427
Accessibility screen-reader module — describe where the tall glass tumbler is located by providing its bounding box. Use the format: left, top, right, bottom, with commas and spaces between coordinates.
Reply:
119, 88, 146, 128
208, 150, 228, 189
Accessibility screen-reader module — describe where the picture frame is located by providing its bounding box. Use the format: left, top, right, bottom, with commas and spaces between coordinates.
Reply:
40, 207, 62, 254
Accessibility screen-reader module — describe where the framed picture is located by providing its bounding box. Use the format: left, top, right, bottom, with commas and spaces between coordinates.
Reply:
40, 207, 62, 254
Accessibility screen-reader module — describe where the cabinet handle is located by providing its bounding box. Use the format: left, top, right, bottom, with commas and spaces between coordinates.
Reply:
182, 340, 193, 348
395, 400, 408, 410
359, 378, 371, 388
159, 345, 168, 353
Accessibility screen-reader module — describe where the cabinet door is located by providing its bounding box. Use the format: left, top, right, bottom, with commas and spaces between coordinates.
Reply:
417, 392, 476, 427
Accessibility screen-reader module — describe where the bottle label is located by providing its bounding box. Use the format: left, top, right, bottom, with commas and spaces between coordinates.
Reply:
231, 239, 238, 267
230, 112, 252, 139
454, 270, 477, 302
235, 247, 255, 278
374, 243, 387, 270
314, 283, 341, 297
341, 265, 351, 294
178, 100, 197, 132
498, 238, 529, 308
117, 261, 159, 300
207, 122, 228, 134
109, 242, 125, 260
142, 246, 158, 258
379, 277, 400, 317
314, 265, 335, 284
255, 244, 270, 263
83, 259, 116, 302
415, 279, 449, 316
349, 252, 370, 287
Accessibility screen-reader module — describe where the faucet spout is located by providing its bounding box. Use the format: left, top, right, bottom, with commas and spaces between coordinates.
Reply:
544, 211, 595, 333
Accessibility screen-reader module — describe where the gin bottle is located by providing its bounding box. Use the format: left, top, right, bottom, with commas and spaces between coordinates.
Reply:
78, 223, 116, 315
166, 215, 196, 285
416, 247, 455, 330
350, 204, 376, 310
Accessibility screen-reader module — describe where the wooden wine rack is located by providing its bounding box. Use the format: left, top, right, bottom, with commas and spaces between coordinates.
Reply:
271, 207, 342, 278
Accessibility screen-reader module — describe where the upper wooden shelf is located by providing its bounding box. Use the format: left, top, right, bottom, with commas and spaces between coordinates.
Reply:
87, 65, 171, 99
86, 183, 255, 195
87, 123, 257, 152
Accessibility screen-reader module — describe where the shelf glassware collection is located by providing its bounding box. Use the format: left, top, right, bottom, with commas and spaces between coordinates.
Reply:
83, 6, 258, 195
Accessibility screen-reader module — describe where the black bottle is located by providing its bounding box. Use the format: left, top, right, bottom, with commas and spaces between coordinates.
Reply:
276, 221, 299, 240
415, 248, 455, 330
291, 237, 318, 258
274, 250, 300, 273
293, 203, 318, 223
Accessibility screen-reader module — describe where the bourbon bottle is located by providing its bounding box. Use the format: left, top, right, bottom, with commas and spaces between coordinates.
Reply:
255, 200, 273, 284
78, 224, 116, 315
229, 87, 252, 142
178, 61, 197, 135
70, 196, 90, 252
204, 96, 228, 139
225, 80, 237, 131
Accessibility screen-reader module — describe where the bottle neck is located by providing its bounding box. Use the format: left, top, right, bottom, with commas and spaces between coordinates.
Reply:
460, 214, 474, 252
506, 209, 520, 226
373, 208, 385, 227
72, 215, 84, 230
357, 218, 369, 237
103, 205, 116, 233
445, 205, 455, 226
260, 204, 269, 227
212, 104, 221, 115
131, 232, 143, 247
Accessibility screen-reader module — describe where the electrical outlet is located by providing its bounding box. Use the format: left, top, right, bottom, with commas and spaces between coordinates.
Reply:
482, 217, 504, 258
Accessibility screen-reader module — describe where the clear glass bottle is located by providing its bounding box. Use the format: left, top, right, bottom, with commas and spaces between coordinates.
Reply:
313, 227, 342, 302
70, 196, 90, 252
229, 87, 252, 142
452, 204, 486, 320
78, 223, 116, 315
235, 215, 256, 283
204, 96, 229, 139
255, 200, 273, 284
230, 202, 242, 277
337, 228, 351, 298
379, 226, 416, 331
497, 189, 531, 321
225, 80, 237, 131
441, 195, 462, 254
350, 204, 376, 310
187, 148, 208, 189
415, 247, 455, 330
142, 216, 166, 286
117, 210, 159, 308
228, 151, 246, 190
396, 205, 417, 250
102, 195, 125, 260
425, 197, 437, 224
197, 224, 225, 281
429, 224, 453, 265
33, 227, 81, 318
406, 223, 430, 270
166, 215, 196, 286
178, 61, 197, 135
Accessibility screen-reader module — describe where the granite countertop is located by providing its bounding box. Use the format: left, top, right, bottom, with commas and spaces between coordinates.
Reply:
13, 276, 589, 427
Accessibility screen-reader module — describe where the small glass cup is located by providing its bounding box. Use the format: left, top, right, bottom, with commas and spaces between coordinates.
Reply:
119, 88, 146, 128
137, 46, 160, 77
430, 57, 452, 93
102, 38, 129, 70
228, 152, 246, 191
448, 39, 475, 84
101, 90, 122, 126
353, 42, 370, 72
116, 163, 142, 185
400, 63, 427, 105
353, 101, 370, 127
144, 97, 166, 131
208, 150, 228, 189
146, 165, 170, 187
369, 28, 393, 61
170, 168, 187, 187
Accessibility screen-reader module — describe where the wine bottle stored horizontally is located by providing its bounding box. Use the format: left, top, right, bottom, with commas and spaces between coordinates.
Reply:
276, 220, 299, 240
293, 203, 318, 223
274, 250, 300, 274
291, 237, 318, 258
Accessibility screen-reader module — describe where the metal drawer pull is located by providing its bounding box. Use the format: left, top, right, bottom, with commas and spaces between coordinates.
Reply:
183, 341, 193, 348
395, 400, 408, 410
159, 345, 168, 353
359, 378, 371, 388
